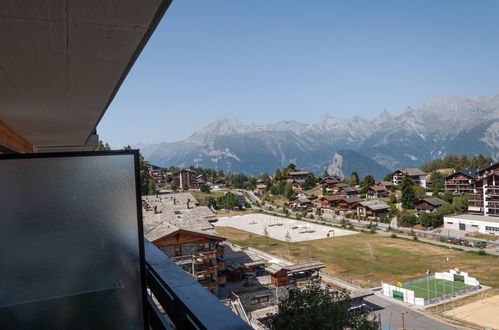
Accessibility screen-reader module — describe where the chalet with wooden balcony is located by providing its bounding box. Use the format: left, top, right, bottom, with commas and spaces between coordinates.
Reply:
392, 168, 427, 188
144, 204, 227, 296
288, 171, 311, 181
415, 197, 445, 215
173, 169, 199, 190
367, 185, 389, 198
445, 170, 477, 195
338, 196, 363, 210
317, 195, 344, 208
337, 186, 360, 197
355, 200, 390, 218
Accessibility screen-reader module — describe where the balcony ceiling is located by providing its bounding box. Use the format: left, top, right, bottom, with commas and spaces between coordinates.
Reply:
0, 0, 170, 150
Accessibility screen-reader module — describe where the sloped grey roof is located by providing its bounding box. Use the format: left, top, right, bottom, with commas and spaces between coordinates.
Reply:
359, 200, 390, 210
286, 261, 325, 272
396, 168, 426, 176
266, 264, 284, 275
419, 197, 445, 207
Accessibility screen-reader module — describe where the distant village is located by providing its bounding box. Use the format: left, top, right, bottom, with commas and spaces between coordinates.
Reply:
140, 154, 499, 328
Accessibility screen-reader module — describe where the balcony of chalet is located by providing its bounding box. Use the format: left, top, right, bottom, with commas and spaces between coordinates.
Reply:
0, 1, 250, 329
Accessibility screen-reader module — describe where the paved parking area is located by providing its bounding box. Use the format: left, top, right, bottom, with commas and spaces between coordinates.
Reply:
215, 214, 357, 242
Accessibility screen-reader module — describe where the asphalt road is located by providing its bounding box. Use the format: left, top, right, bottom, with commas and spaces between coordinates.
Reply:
365, 295, 464, 330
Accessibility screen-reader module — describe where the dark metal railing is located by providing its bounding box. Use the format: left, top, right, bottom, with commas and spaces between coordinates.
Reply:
144, 240, 251, 330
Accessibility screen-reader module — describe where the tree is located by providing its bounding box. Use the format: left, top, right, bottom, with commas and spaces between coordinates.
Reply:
401, 176, 416, 209
361, 175, 375, 193
275, 169, 283, 181
270, 281, 380, 330
284, 182, 296, 200
384, 173, 394, 182
351, 172, 360, 185
442, 191, 453, 203
430, 171, 445, 190
301, 175, 317, 190
389, 194, 397, 204
413, 185, 426, 200
95, 140, 111, 151
200, 184, 210, 193
322, 169, 329, 178
217, 192, 239, 210
229, 173, 248, 189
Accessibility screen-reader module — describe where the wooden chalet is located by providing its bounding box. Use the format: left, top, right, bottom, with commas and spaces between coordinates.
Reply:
266, 261, 325, 287
445, 169, 477, 195
289, 171, 311, 180
367, 185, 389, 198
254, 184, 267, 195
355, 200, 390, 218
318, 195, 344, 208
338, 196, 363, 210
415, 197, 445, 215
267, 264, 289, 287
337, 186, 360, 197
292, 196, 313, 211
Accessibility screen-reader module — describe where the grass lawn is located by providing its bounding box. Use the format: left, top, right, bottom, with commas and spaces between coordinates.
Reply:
190, 190, 226, 206
217, 226, 499, 289
404, 279, 471, 300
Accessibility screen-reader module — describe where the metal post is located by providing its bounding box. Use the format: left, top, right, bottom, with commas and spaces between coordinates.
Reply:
401, 312, 405, 330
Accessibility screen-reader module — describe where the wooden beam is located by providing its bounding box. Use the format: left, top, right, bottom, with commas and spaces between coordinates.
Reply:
0, 120, 33, 153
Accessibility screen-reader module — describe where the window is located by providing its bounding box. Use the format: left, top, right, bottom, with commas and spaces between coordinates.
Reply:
174, 246, 182, 257
447, 222, 453, 224
485, 226, 499, 233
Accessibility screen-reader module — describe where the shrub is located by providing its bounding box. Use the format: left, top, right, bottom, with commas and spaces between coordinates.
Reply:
478, 250, 487, 256
390, 234, 397, 238
413, 236, 418, 241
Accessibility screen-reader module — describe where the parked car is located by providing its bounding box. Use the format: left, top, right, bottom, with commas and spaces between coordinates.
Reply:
459, 239, 470, 246
448, 237, 459, 244
474, 240, 487, 248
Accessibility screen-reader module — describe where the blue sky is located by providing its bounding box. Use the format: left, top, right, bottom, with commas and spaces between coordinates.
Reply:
99, 0, 499, 148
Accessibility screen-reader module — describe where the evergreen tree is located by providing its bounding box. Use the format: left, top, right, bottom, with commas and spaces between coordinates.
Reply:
361, 175, 375, 193
401, 176, 416, 209
351, 172, 360, 185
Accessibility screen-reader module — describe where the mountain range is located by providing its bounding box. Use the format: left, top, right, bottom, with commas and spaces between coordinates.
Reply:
138, 94, 499, 179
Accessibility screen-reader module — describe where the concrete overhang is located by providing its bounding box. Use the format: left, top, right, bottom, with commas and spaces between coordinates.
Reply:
0, 0, 172, 152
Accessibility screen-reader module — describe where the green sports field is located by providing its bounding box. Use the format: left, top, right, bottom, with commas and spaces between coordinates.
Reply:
404, 279, 471, 300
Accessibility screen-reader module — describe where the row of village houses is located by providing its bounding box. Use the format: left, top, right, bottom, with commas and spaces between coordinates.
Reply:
147, 162, 499, 220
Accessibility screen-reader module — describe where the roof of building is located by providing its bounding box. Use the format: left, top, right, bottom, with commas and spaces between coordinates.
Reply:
323, 195, 344, 202
266, 264, 285, 275
289, 171, 311, 176
394, 168, 427, 176
444, 213, 499, 224
380, 181, 393, 186
418, 197, 445, 207
286, 261, 326, 273
173, 169, 197, 175
256, 184, 267, 189
446, 169, 478, 180
142, 193, 223, 242
358, 200, 390, 210
369, 185, 387, 192
342, 196, 363, 204
297, 197, 312, 204
478, 162, 499, 175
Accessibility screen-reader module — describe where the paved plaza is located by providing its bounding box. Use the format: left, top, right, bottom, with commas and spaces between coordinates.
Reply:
215, 214, 357, 242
